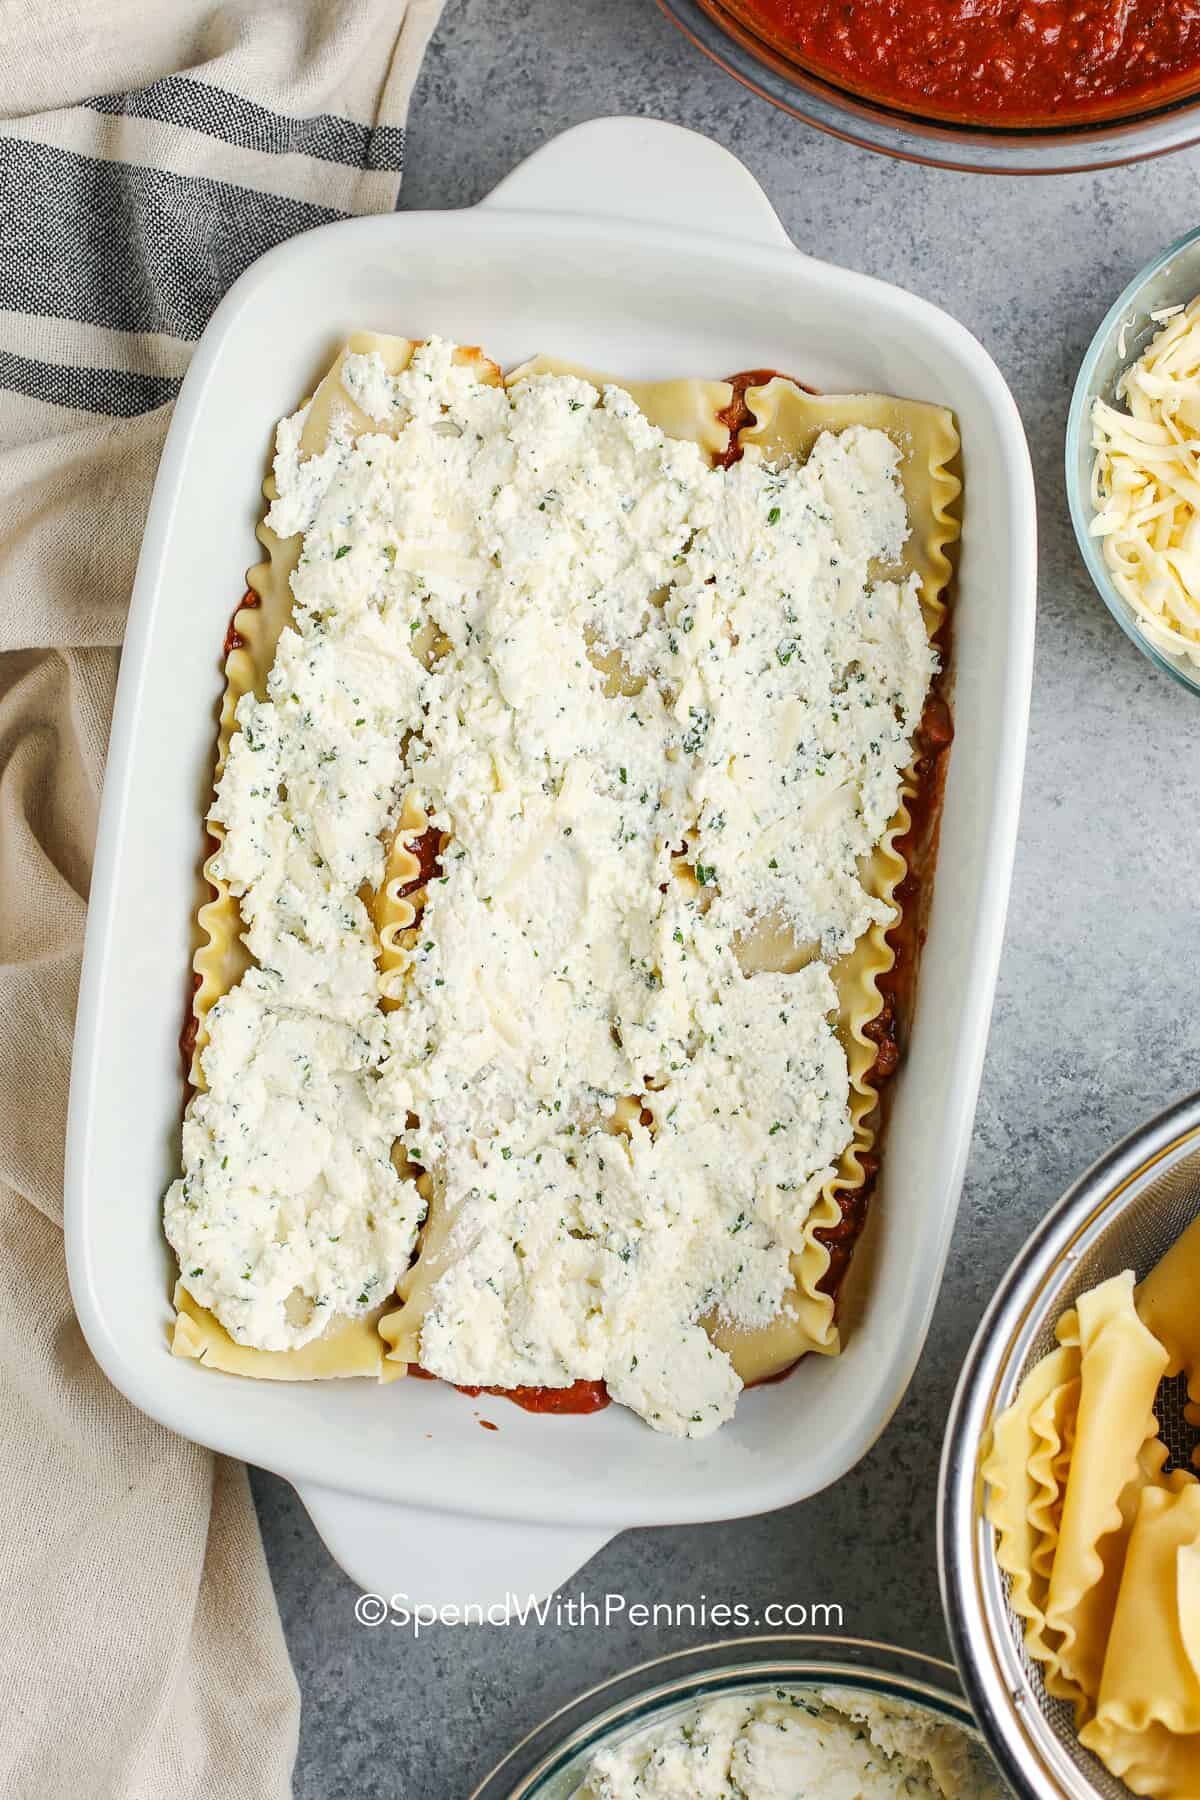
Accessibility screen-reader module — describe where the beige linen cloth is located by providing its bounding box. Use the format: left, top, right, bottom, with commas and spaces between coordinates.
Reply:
0, 4, 443, 1795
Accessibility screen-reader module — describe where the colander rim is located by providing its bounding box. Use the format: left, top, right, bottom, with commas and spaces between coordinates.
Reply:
937, 1087, 1200, 1800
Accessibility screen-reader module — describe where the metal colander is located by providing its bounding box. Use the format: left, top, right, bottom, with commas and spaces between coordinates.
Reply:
939, 1091, 1200, 1800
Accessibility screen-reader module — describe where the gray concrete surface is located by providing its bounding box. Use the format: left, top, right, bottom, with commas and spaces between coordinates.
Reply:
251, 2, 1200, 1792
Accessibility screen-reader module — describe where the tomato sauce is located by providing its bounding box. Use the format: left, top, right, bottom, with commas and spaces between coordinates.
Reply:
410, 1366, 611, 1415
727, 0, 1200, 126
223, 584, 259, 657
393, 825, 443, 901
715, 367, 814, 468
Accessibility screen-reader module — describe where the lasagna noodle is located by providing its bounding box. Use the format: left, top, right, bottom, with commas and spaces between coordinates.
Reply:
377, 359, 738, 1371
1029, 1409, 1177, 1712
1044, 1275, 1171, 1705
1079, 1484, 1200, 1795
1138, 1210, 1200, 1421
172, 1281, 392, 1380
173, 334, 500, 1383
982, 1343, 1081, 1672
381, 368, 959, 1383
709, 377, 960, 1380
1048, 1428, 1183, 1715
368, 362, 740, 1023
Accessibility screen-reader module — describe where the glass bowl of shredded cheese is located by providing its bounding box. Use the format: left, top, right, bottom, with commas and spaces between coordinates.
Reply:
1068, 223, 1200, 694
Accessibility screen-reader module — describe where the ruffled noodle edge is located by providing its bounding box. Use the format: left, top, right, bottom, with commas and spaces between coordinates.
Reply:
982, 1343, 1082, 1681
1078, 1484, 1200, 1784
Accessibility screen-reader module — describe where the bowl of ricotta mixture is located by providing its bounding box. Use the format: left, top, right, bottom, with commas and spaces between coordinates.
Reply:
472, 1637, 1009, 1799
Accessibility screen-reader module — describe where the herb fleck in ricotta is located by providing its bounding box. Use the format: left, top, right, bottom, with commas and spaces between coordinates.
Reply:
165, 339, 936, 1428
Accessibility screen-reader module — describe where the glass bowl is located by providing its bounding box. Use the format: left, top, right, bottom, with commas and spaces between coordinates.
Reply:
1065, 223, 1200, 699
472, 1635, 1009, 1797
656, 0, 1200, 175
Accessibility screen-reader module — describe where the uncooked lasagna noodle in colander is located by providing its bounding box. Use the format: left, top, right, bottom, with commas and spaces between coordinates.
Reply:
984, 1260, 1200, 1796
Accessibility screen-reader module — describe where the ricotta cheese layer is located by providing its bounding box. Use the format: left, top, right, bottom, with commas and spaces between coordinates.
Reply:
164, 338, 935, 1432
571, 1688, 1005, 1800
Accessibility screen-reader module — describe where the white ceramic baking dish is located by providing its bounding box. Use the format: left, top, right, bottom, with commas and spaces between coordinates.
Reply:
65, 117, 1035, 1611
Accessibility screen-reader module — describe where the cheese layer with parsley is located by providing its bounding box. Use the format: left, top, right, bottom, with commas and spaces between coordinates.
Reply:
164, 338, 936, 1435
571, 1687, 1004, 1799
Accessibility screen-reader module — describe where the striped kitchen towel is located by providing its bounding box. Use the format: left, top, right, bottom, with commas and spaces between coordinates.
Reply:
0, 5, 442, 1798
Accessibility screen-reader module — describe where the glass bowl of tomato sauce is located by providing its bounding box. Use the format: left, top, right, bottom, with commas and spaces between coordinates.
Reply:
657, 0, 1200, 173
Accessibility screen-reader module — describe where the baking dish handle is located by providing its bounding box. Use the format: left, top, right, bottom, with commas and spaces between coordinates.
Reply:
478, 116, 792, 252
295, 1481, 613, 1615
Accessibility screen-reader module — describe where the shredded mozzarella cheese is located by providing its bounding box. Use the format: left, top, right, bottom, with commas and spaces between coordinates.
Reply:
1090, 295, 1200, 667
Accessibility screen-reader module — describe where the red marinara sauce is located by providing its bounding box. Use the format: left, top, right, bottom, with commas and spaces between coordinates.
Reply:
462, 1379, 610, 1416
729, 0, 1200, 126
410, 1366, 611, 1415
